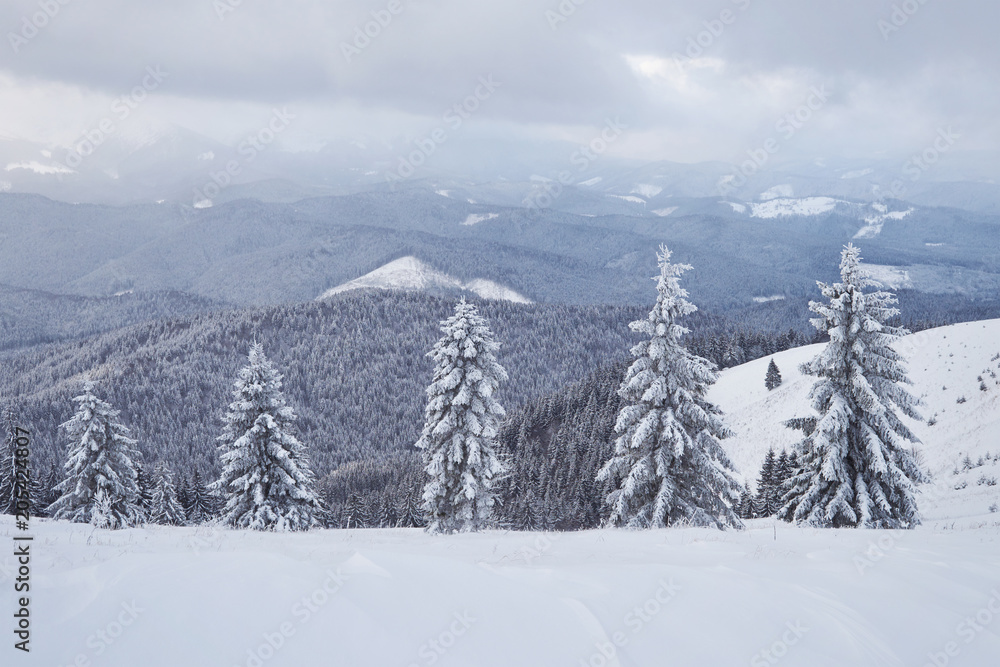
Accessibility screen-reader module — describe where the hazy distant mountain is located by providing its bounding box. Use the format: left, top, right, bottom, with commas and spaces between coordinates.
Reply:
1, 187, 998, 318
4, 125, 1000, 213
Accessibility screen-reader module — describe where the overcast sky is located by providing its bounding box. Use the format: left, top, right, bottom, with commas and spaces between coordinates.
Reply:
0, 0, 995, 165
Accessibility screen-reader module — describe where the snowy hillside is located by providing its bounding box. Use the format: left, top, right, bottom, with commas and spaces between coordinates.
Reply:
5, 322, 1000, 666
711, 318, 1000, 526
5, 513, 999, 666
316, 256, 532, 304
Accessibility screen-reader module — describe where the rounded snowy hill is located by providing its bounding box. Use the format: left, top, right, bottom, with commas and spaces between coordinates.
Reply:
710, 318, 1000, 525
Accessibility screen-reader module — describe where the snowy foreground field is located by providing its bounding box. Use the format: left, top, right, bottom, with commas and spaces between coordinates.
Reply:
3, 518, 999, 667
5, 319, 1000, 667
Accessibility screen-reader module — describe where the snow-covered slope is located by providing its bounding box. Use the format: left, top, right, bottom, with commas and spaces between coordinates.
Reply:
6, 514, 998, 667
711, 318, 1000, 525
316, 256, 532, 304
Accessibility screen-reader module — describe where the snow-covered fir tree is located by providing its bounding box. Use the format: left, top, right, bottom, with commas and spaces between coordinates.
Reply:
780, 244, 927, 528
48, 379, 144, 529
737, 484, 754, 520
416, 299, 508, 534
150, 463, 187, 526
755, 449, 780, 516
90, 487, 116, 530
344, 492, 367, 529
765, 359, 782, 390
216, 343, 321, 531
597, 245, 742, 529
185, 470, 217, 524
134, 462, 156, 521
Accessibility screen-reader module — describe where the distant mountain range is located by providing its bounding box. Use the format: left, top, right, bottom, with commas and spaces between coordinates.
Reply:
3, 127, 1000, 213
1, 185, 997, 318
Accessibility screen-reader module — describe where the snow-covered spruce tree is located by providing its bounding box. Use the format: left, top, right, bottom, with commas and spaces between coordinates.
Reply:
134, 462, 155, 522
755, 449, 779, 516
48, 379, 144, 529
216, 343, 321, 531
416, 299, 508, 534
765, 359, 782, 391
779, 244, 926, 529
597, 245, 742, 529
150, 463, 187, 526
185, 470, 217, 524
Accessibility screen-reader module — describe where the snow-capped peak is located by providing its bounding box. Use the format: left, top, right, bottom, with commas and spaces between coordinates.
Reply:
317, 256, 532, 304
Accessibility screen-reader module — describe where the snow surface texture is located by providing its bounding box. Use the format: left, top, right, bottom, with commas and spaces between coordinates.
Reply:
316, 256, 532, 304
4, 515, 997, 666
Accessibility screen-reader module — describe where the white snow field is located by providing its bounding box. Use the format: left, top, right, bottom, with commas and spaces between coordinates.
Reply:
5, 320, 1000, 667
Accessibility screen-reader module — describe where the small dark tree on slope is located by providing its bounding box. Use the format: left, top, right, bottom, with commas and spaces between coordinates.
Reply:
186, 470, 217, 524
48, 379, 143, 529
416, 300, 508, 534
765, 359, 782, 391
756, 449, 780, 516
150, 463, 187, 526
780, 245, 926, 528
597, 245, 742, 529
216, 343, 321, 531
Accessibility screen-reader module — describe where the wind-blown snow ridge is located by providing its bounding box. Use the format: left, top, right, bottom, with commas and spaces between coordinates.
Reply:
854, 208, 913, 238
5, 160, 75, 175
607, 194, 645, 204
317, 256, 532, 304
750, 197, 842, 218
462, 213, 499, 226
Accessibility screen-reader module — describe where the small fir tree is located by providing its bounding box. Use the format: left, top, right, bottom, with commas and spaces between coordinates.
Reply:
150, 463, 187, 526
755, 449, 779, 516
765, 359, 783, 391
416, 299, 508, 534
186, 470, 216, 524
48, 379, 143, 529
216, 343, 321, 531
